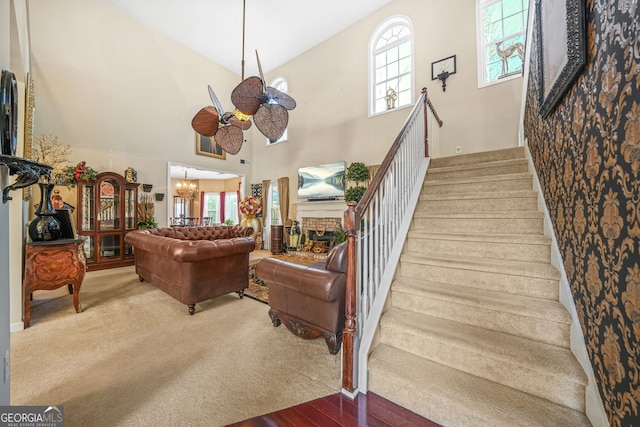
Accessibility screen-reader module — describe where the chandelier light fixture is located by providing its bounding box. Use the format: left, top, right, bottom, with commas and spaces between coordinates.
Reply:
190, 0, 296, 154
176, 170, 197, 200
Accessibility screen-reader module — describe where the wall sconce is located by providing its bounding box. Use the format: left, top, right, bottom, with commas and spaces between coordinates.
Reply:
437, 71, 450, 92
431, 55, 457, 92
154, 193, 165, 202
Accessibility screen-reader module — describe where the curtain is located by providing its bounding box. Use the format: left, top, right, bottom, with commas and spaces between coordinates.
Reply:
261, 180, 270, 222
262, 180, 271, 249
277, 177, 289, 225
199, 191, 205, 219
220, 191, 226, 223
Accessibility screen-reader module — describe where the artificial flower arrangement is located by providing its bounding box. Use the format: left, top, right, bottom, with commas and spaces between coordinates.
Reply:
239, 195, 262, 216
60, 161, 98, 187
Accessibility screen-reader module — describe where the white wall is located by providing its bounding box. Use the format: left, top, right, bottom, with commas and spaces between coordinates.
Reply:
28, 0, 254, 228
252, 0, 523, 209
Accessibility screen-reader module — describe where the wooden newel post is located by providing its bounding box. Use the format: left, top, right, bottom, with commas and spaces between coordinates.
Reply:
422, 87, 429, 158
342, 201, 357, 393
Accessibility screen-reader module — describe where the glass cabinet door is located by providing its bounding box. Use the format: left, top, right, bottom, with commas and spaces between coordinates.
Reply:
99, 235, 121, 259
81, 235, 94, 261
99, 179, 121, 230
81, 184, 95, 231
125, 188, 136, 229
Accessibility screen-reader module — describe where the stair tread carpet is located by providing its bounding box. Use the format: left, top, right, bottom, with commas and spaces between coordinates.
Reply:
416, 190, 537, 209
413, 210, 544, 219
422, 172, 532, 187
425, 159, 529, 180
400, 252, 560, 280
368, 344, 591, 427
426, 158, 528, 175
406, 230, 551, 246
391, 277, 570, 323
418, 189, 538, 201
380, 308, 586, 387
429, 147, 526, 168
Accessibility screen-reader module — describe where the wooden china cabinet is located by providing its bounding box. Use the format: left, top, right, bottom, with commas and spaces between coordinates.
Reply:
76, 171, 139, 271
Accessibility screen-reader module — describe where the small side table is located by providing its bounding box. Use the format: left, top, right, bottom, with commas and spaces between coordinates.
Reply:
271, 225, 284, 255
23, 239, 86, 328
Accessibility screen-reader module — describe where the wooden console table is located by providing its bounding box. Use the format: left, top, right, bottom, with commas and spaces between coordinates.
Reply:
23, 239, 86, 328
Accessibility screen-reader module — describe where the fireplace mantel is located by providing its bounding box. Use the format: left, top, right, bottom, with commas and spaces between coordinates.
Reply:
295, 200, 347, 224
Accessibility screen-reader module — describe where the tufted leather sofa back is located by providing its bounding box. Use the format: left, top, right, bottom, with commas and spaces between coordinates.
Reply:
145, 226, 253, 240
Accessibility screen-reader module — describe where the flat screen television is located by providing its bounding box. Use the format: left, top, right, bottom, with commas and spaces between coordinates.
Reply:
297, 161, 346, 200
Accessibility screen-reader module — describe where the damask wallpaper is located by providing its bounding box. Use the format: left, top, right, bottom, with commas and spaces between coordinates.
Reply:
523, 1, 639, 425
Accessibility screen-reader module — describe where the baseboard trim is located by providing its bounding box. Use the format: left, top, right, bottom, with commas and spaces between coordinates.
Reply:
10, 322, 23, 333
524, 141, 609, 427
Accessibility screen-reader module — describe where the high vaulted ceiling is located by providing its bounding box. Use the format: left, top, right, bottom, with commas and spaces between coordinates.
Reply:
103, 0, 395, 76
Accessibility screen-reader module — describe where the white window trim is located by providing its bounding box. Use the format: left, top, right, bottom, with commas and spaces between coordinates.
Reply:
368, 15, 415, 117
475, 0, 527, 89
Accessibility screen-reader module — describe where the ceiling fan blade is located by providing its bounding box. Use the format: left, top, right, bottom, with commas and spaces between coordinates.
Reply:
208, 85, 226, 116
215, 125, 244, 155
230, 116, 252, 130
191, 106, 219, 137
231, 76, 262, 115
255, 50, 268, 91
267, 86, 297, 110
254, 104, 288, 143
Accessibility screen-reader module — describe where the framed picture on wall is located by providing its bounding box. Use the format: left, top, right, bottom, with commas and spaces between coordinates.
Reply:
535, 0, 586, 118
196, 133, 226, 160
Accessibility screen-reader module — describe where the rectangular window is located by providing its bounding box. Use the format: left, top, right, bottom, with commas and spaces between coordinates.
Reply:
270, 187, 281, 225
225, 193, 238, 225
476, 0, 529, 87
203, 192, 220, 222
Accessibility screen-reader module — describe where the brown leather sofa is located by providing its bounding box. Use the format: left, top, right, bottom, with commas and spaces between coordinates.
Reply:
125, 226, 255, 314
255, 242, 347, 354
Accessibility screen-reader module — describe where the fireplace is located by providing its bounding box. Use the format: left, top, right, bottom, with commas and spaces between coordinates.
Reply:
301, 217, 341, 253
292, 200, 347, 258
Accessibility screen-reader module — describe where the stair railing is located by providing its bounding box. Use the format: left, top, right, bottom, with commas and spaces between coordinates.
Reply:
342, 88, 443, 395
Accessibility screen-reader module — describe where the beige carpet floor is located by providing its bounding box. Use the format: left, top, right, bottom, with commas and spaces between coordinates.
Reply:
10, 266, 341, 427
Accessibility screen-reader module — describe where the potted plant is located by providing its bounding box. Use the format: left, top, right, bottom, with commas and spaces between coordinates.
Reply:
137, 194, 158, 229
345, 161, 370, 203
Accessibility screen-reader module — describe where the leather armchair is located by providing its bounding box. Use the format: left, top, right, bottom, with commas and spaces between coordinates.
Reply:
256, 242, 347, 354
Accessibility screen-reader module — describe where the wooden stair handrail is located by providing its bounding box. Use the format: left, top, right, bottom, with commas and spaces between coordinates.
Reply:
427, 98, 443, 128
342, 88, 442, 394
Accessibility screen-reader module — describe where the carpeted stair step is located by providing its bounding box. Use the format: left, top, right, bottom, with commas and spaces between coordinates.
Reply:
405, 231, 551, 262
412, 210, 544, 234
421, 173, 533, 195
391, 278, 570, 347
425, 158, 529, 181
368, 344, 591, 427
429, 146, 526, 169
398, 253, 560, 300
379, 309, 586, 410
417, 190, 539, 212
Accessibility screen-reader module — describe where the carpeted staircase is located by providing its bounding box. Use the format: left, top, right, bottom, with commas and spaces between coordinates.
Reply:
367, 147, 591, 426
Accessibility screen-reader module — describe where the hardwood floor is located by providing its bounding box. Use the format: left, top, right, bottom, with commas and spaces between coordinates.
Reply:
226, 392, 440, 427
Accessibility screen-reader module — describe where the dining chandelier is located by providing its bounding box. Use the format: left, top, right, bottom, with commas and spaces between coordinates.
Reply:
176, 171, 197, 200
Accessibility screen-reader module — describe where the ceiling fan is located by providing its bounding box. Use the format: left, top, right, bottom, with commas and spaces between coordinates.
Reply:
190, 0, 296, 154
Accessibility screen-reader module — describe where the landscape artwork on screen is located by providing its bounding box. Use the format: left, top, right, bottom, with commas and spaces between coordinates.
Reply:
297, 161, 346, 200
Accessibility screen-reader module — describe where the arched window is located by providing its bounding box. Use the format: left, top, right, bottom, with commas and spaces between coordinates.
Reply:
369, 16, 414, 115
267, 77, 289, 145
